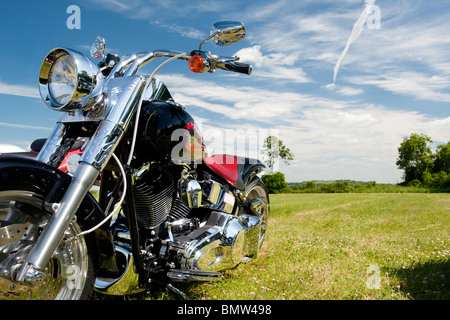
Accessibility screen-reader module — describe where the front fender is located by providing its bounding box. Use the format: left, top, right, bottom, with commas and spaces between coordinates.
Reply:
0, 154, 118, 274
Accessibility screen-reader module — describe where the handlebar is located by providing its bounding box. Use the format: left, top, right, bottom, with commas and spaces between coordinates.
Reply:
120, 50, 191, 77
112, 49, 252, 78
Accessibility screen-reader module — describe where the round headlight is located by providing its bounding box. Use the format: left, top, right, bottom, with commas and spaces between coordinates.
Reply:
39, 48, 99, 112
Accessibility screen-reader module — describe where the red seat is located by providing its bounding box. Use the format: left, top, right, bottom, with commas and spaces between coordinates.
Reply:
203, 154, 238, 185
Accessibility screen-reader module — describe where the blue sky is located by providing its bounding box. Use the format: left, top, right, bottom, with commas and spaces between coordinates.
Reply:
0, 0, 449, 183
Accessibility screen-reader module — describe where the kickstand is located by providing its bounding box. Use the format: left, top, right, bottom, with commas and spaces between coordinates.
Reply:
167, 283, 190, 300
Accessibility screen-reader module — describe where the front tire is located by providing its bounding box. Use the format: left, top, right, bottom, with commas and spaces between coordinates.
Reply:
0, 190, 95, 300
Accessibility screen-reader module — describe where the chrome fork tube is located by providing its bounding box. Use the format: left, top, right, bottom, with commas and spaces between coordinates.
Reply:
17, 162, 99, 279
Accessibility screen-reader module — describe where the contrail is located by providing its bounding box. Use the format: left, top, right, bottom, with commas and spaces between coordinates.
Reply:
333, 0, 376, 84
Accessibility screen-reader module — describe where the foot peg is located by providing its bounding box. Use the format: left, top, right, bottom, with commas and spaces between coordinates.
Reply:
167, 269, 223, 282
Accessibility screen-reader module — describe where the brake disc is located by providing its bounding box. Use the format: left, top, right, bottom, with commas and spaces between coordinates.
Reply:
0, 223, 39, 248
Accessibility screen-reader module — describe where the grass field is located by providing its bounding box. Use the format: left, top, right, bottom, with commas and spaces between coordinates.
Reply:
101, 193, 450, 300
146, 193, 450, 300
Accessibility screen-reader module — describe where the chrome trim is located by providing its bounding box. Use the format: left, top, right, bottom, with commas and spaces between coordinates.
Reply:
171, 212, 262, 273
39, 48, 102, 112
210, 21, 246, 47
109, 53, 139, 78
167, 269, 223, 282
81, 76, 146, 170
94, 246, 143, 295
36, 122, 66, 166
199, 21, 245, 50
206, 180, 235, 214
27, 76, 147, 274
123, 50, 191, 77
180, 179, 202, 208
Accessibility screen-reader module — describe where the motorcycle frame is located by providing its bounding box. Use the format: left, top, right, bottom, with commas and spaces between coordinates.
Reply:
17, 50, 193, 283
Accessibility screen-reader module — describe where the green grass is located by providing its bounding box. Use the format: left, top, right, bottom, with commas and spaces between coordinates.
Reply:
99, 193, 450, 300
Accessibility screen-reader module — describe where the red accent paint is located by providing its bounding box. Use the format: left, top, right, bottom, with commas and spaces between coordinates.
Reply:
58, 149, 83, 172
204, 154, 238, 185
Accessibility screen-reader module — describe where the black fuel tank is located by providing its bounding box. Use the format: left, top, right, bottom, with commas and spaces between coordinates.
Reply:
135, 100, 205, 163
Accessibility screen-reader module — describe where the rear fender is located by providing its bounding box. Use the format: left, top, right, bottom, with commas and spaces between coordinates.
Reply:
0, 154, 118, 274
235, 158, 266, 191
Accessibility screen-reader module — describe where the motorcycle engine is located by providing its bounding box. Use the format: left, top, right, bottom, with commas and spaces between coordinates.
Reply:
132, 165, 190, 231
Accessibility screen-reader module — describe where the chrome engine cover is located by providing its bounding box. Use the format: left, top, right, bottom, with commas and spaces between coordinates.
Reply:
166, 211, 262, 280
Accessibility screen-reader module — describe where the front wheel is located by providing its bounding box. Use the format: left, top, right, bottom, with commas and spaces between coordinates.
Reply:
0, 190, 95, 300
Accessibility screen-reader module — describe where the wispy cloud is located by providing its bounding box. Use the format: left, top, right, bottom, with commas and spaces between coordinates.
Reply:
324, 83, 364, 96
82, 0, 209, 39
234, 45, 311, 83
0, 81, 40, 99
157, 70, 450, 183
158, 73, 346, 123
0, 122, 51, 131
347, 72, 450, 103
150, 21, 206, 40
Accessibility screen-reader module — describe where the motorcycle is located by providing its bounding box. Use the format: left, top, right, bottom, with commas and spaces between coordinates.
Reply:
0, 21, 269, 300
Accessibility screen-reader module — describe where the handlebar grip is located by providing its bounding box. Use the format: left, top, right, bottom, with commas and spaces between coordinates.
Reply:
220, 61, 252, 75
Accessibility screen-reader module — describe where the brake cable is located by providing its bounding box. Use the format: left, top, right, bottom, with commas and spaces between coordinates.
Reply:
127, 52, 188, 166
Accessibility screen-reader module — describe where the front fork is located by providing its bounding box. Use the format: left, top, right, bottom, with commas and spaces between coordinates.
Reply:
15, 76, 147, 285
16, 162, 99, 283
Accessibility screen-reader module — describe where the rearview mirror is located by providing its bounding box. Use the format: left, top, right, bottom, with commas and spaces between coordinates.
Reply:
211, 21, 245, 46
90, 36, 106, 59
199, 21, 245, 50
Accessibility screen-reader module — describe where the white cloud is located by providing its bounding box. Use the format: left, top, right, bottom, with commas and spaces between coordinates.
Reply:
235, 45, 311, 83
157, 73, 448, 183
76, 0, 450, 183
241, 0, 450, 102
84, 0, 207, 39
337, 86, 364, 96
0, 81, 40, 99
324, 83, 363, 96
277, 105, 435, 183
347, 73, 450, 102
0, 121, 51, 131
150, 21, 206, 40
158, 73, 349, 123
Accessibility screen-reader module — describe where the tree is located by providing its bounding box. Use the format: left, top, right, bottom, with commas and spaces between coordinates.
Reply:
433, 141, 450, 174
396, 133, 433, 184
262, 136, 294, 172
261, 172, 288, 193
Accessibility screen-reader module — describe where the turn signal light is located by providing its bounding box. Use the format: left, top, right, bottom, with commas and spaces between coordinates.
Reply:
189, 55, 206, 73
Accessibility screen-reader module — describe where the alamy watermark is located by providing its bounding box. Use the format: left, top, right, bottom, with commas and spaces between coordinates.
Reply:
170, 123, 281, 172
66, 5, 81, 30
366, 5, 381, 30
366, 264, 381, 289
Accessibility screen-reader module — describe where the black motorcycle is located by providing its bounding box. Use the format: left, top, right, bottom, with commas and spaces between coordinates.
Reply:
0, 21, 269, 300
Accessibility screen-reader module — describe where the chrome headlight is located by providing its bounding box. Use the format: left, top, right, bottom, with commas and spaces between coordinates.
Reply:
39, 48, 99, 111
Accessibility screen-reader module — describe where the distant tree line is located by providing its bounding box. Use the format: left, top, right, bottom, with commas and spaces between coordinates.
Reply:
261, 177, 432, 194
261, 133, 450, 194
